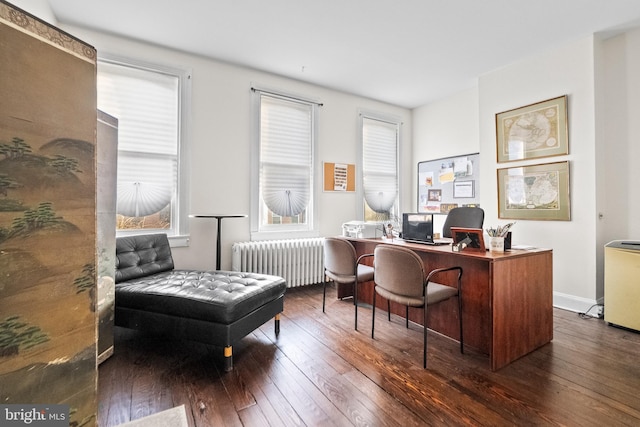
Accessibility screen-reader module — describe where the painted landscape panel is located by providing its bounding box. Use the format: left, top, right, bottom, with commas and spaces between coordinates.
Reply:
0, 3, 98, 426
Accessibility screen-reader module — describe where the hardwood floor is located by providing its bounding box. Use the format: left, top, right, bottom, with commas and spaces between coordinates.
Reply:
98, 284, 640, 426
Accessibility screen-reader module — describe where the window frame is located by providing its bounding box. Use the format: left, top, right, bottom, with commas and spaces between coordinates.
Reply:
357, 110, 401, 222
250, 85, 320, 241
97, 54, 192, 246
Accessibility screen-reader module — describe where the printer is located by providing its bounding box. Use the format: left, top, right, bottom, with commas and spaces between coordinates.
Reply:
341, 221, 381, 238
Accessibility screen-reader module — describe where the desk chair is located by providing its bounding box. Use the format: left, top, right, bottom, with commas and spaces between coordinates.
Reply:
442, 207, 484, 238
371, 244, 463, 368
323, 238, 374, 324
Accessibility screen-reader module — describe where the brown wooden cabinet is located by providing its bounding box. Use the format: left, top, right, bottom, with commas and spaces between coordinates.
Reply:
347, 238, 553, 370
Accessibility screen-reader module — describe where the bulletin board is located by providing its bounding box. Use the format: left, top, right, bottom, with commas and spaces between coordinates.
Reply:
323, 162, 356, 192
417, 153, 480, 214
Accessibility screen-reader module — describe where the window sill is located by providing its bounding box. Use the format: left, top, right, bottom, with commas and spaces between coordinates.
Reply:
168, 235, 190, 247
251, 230, 320, 241
115, 231, 190, 248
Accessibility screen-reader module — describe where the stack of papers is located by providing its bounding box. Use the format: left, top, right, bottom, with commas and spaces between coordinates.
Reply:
511, 244, 536, 250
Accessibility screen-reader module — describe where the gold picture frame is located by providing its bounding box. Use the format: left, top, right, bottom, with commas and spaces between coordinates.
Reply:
497, 161, 570, 221
496, 95, 568, 163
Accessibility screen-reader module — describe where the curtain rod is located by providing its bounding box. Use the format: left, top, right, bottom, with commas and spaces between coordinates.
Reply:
251, 87, 323, 107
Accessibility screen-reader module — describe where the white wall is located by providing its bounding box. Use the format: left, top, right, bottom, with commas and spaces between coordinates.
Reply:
479, 37, 599, 311
16, 0, 639, 308
627, 29, 640, 239
414, 31, 640, 312
412, 87, 480, 205
59, 25, 412, 271
600, 34, 629, 243
414, 38, 600, 310
602, 28, 640, 240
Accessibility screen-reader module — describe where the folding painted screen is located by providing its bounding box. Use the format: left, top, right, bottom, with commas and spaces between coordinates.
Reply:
0, 2, 98, 425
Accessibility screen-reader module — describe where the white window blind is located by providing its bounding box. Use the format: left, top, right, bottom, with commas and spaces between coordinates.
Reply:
362, 117, 398, 215
97, 60, 179, 230
260, 95, 312, 218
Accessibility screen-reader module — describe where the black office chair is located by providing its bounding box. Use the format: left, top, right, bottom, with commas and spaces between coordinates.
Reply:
370, 244, 463, 368
442, 207, 484, 238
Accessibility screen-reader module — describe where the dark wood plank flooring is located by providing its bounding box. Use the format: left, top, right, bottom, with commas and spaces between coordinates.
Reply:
98, 284, 640, 426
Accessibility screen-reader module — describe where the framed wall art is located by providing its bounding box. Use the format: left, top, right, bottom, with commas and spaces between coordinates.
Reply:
497, 161, 570, 221
496, 95, 568, 163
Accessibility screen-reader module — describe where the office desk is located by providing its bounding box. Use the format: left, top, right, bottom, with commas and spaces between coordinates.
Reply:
346, 238, 553, 371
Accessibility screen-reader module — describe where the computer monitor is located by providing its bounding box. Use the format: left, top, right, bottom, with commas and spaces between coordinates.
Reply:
402, 213, 434, 243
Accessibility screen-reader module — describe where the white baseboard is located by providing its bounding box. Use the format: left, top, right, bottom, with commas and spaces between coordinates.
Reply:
553, 291, 604, 313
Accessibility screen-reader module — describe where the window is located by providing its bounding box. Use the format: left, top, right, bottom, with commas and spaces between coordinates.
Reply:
251, 88, 318, 239
359, 112, 400, 222
97, 57, 190, 240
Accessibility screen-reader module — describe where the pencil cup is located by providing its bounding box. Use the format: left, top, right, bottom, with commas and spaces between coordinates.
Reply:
489, 236, 505, 252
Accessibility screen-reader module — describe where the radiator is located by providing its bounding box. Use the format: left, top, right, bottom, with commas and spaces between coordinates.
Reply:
231, 238, 326, 288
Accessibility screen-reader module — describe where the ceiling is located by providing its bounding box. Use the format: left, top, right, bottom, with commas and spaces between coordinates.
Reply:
47, 0, 640, 109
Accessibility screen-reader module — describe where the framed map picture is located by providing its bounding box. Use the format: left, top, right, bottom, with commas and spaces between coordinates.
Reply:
497, 161, 570, 220
496, 96, 568, 163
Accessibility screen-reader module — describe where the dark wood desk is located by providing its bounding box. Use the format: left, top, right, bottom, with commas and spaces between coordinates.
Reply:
346, 237, 553, 371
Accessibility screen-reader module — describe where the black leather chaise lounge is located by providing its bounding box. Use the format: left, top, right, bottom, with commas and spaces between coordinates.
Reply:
114, 233, 286, 371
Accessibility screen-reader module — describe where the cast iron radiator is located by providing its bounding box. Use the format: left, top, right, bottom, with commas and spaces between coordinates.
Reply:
231, 238, 326, 288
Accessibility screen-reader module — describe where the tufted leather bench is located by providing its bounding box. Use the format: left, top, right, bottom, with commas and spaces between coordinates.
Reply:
114, 233, 286, 371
